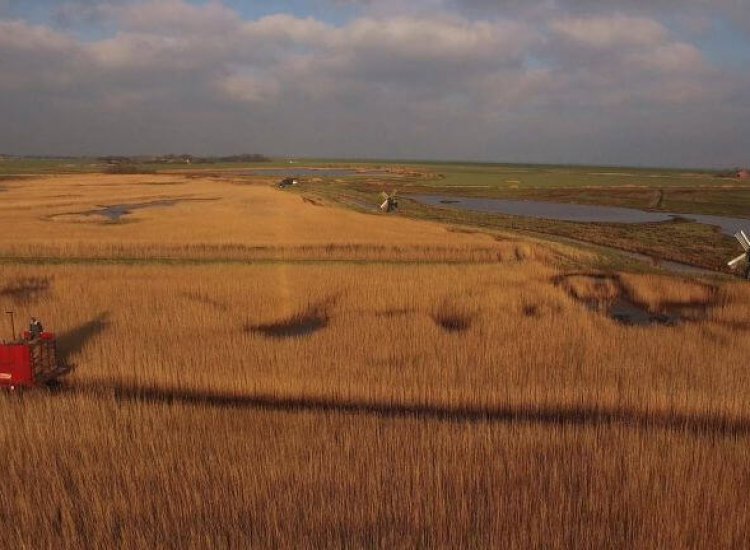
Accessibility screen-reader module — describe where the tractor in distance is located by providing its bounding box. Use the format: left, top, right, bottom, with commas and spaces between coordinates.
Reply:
0, 312, 71, 390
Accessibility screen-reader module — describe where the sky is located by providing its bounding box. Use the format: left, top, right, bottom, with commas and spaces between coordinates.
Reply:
0, 0, 748, 167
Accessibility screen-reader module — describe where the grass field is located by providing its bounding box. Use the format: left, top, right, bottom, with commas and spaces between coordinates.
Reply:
273, 161, 748, 271
1, 170, 749, 546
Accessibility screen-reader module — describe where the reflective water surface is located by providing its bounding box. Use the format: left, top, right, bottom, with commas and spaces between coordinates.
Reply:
413, 195, 749, 236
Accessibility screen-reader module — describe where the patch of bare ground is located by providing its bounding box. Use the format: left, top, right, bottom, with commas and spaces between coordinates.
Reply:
431, 298, 473, 333
179, 292, 228, 311
302, 196, 324, 206
522, 304, 539, 317
245, 299, 334, 339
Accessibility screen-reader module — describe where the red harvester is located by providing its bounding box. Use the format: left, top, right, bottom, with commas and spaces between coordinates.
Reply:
0, 331, 68, 390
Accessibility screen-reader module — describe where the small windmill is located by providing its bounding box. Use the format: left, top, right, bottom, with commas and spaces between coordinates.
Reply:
728, 230, 750, 279
379, 190, 398, 213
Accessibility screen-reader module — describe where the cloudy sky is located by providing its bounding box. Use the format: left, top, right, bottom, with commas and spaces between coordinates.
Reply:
0, 0, 748, 167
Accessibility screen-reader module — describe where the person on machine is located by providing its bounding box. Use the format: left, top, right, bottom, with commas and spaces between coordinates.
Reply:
29, 317, 43, 339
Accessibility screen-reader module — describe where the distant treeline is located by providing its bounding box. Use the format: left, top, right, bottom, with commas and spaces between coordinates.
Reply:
0, 155, 83, 160
99, 154, 270, 165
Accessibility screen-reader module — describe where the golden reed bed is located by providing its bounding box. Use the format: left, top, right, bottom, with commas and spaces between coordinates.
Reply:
1, 174, 748, 547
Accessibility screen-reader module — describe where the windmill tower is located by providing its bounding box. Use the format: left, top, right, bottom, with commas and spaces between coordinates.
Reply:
380, 190, 398, 213
728, 230, 750, 279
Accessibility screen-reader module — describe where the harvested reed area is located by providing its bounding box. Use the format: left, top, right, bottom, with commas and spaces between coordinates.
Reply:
1, 173, 749, 547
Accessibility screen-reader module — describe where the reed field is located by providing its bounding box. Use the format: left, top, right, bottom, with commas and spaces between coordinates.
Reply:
1, 172, 749, 547
0, 173, 534, 262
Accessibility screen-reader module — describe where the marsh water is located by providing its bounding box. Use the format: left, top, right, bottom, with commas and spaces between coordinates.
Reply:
90, 200, 181, 221
413, 195, 749, 237
85, 198, 224, 220
608, 299, 680, 326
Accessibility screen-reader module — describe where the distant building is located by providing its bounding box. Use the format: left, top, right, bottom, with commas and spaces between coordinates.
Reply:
738, 169, 750, 180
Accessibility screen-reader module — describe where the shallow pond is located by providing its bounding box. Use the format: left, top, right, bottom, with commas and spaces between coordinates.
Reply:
83, 198, 218, 221
91, 199, 180, 221
609, 299, 680, 326
413, 195, 749, 236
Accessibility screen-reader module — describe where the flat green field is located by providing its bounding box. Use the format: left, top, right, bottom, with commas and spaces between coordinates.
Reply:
256, 160, 749, 273
395, 162, 724, 189
309, 160, 749, 209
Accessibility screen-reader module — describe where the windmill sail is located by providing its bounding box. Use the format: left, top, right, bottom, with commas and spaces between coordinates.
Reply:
736, 231, 750, 251
728, 253, 747, 268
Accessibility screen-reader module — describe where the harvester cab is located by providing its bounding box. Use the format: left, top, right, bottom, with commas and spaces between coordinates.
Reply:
0, 313, 70, 390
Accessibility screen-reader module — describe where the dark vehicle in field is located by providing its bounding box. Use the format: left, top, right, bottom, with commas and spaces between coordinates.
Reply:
277, 177, 299, 188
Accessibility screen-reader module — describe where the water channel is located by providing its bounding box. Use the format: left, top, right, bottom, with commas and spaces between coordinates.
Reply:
413, 195, 749, 237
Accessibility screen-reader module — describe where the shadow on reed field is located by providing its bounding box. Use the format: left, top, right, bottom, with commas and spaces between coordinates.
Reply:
57, 312, 110, 363
60, 379, 750, 438
0, 276, 52, 304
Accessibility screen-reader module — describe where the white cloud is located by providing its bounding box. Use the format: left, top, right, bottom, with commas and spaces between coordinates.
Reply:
627, 42, 707, 74
243, 14, 331, 44
550, 15, 667, 48
220, 73, 281, 104
105, 0, 238, 34
339, 15, 532, 61
0, 0, 747, 167
0, 21, 85, 91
